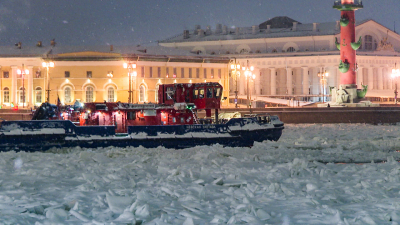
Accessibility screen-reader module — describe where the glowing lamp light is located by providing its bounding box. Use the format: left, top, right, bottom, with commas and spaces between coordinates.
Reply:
66, 79, 69, 83
123, 63, 136, 69
17, 69, 29, 75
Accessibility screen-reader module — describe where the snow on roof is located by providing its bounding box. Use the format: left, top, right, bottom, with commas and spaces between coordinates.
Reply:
0, 45, 229, 61
159, 19, 373, 43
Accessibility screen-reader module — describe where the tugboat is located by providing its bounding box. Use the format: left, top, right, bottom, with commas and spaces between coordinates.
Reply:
0, 82, 284, 151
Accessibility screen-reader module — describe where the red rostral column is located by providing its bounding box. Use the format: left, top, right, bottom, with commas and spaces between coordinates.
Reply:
334, 0, 363, 87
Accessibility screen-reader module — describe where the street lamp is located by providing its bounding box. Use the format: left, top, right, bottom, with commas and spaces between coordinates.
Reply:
123, 62, 137, 103
318, 69, 329, 103
391, 63, 400, 104
42, 61, 54, 102
229, 59, 241, 108
243, 62, 254, 108
16, 65, 29, 108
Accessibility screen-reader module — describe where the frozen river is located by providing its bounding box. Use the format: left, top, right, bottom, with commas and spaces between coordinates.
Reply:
1, 123, 400, 224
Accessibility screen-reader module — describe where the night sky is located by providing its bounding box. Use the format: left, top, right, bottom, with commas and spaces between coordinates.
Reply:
0, 0, 398, 47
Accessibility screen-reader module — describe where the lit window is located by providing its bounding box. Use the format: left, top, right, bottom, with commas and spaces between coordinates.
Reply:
19, 87, 26, 103
199, 89, 205, 99
65, 87, 72, 103
107, 87, 115, 102
139, 85, 145, 102
3, 87, 9, 103
35, 87, 42, 103
86, 86, 94, 102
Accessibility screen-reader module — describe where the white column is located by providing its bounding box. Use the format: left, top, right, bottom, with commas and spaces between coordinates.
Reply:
357, 67, 363, 87
270, 68, 276, 95
0, 66, 2, 105
389, 68, 394, 90
286, 67, 292, 95
27, 66, 33, 107
377, 67, 383, 90
368, 67, 374, 90
254, 68, 261, 96
302, 67, 309, 95
11, 66, 18, 105
239, 70, 245, 95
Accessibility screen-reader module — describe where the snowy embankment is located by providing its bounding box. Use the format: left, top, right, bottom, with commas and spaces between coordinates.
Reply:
1, 124, 400, 224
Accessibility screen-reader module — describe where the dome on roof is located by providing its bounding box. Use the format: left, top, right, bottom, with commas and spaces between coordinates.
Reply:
259, 16, 301, 29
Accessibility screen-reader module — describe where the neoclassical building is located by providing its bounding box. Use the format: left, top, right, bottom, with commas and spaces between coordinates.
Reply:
0, 45, 230, 108
159, 17, 400, 103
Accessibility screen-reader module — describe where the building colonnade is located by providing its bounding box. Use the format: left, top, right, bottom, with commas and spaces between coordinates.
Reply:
230, 56, 400, 102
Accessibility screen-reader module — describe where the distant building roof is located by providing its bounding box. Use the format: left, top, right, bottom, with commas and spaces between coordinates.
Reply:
0, 45, 229, 63
259, 16, 301, 29
159, 18, 372, 44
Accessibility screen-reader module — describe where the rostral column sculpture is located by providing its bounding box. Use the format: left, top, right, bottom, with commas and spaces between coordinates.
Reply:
333, 0, 364, 104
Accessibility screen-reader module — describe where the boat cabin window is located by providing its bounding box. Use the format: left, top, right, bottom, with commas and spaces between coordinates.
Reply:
180, 117, 185, 123
206, 88, 213, 98
193, 89, 198, 99
214, 87, 221, 99
127, 111, 136, 120
199, 89, 204, 99
166, 87, 173, 100
173, 117, 176, 123
95, 104, 107, 110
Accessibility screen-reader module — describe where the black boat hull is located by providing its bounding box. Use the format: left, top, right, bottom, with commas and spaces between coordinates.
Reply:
0, 118, 284, 151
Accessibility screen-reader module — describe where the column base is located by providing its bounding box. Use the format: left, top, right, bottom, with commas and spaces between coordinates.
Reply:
327, 84, 379, 107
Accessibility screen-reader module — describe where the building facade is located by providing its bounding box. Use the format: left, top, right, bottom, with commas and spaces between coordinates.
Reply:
0, 45, 230, 108
159, 17, 400, 103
